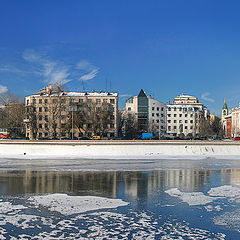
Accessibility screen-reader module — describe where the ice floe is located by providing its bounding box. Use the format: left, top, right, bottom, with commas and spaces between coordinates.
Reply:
165, 188, 219, 206
208, 185, 240, 202
28, 194, 129, 215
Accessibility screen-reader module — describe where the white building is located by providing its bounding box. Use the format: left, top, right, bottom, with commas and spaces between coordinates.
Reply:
125, 90, 166, 136
166, 94, 209, 138
166, 104, 201, 137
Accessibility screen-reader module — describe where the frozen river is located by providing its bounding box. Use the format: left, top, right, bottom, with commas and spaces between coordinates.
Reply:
0, 158, 240, 239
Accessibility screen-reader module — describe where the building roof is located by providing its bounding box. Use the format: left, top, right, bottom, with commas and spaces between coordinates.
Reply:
138, 89, 147, 98
222, 98, 228, 110
26, 91, 118, 98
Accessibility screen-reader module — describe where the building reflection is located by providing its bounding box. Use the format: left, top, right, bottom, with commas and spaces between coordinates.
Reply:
0, 169, 213, 200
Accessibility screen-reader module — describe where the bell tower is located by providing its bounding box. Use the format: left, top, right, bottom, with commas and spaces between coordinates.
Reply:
222, 98, 228, 119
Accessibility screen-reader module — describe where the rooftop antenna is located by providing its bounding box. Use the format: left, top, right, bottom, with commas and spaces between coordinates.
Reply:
105, 78, 107, 92
82, 80, 86, 92
109, 79, 112, 92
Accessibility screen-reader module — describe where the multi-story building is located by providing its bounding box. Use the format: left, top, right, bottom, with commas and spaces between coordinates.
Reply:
125, 89, 166, 136
25, 85, 118, 140
166, 94, 209, 137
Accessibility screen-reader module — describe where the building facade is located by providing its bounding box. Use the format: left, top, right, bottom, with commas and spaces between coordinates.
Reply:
166, 94, 208, 137
125, 89, 166, 137
25, 85, 118, 140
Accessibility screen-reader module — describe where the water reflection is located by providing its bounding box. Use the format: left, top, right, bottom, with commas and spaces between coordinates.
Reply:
0, 168, 236, 199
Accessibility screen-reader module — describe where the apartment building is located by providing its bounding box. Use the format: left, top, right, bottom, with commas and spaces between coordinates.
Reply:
125, 89, 166, 136
166, 94, 208, 137
25, 85, 118, 140
166, 104, 201, 137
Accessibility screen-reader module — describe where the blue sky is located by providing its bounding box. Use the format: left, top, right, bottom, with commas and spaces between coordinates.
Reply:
0, 0, 240, 115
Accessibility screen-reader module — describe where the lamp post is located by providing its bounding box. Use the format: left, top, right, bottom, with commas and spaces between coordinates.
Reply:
72, 107, 74, 140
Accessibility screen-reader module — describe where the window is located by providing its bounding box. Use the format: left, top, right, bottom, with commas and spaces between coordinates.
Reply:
62, 106, 66, 112
161, 108, 164, 111
190, 126, 193, 129
185, 114, 188, 117
157, 107, 159, 111
167, 114, 171, 117
152, 107, 155, 111
45, 99, 48, 104
45, 124, 48, 129
161, 114, 164, 117
39, 133, 42, 138
26, 99, 29, 105
179, 114, 182, 117
152, 113, 154, 117
167, 120, 171, 123
61, 115, 66, 120
39, 107, 42, 112
168, 126, 171, 131
70, 98, 74, 103
96, 99, 101, 104
39, 115, 42, 121
45, 132, 48, 137
39, 124, 42, 129
168, 107, 171, 111
45, 107, 48, 112
39, 99, 42, 104
174, 120, 177, 123
110, 99, 115, 103
79, 99, 83, 103
110, 123, 114, 128
53, 99, 58, 103
156, 113, 159, 117
174, 126, 177, 129
156, 120, 159, 123
103, 99, 107, 103
61, 99, 66, 104
161, 126, 163, 129
179, 120, 182, 123
185, 126, 188, 129
45, 115, 48, 122
185, 120, 188, 123
190, 120, 193, 123
179, 107, 182, 111
190, 114, 193, 117
174, 107, 177, 111
33, 99, 36, 104
174, 114, 177, 117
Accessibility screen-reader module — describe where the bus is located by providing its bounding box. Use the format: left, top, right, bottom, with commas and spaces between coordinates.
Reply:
0, 128, 9, 139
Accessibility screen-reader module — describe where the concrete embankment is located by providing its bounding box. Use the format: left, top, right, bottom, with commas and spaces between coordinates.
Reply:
0, 140, 239, 159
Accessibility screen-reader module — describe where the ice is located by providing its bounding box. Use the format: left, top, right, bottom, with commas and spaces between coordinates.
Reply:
28, 194, 129, 215
208, 185, 240, 202
165, 188, 219, 206
214, 209, 240, 232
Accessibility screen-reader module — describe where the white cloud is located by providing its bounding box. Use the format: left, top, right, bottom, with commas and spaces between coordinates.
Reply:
77, 60, 100, 81
22, 49, 71, 84
77, 60, 91, 70
201, 92, 215, 103
80, 69, 99, 81
0, 85, 8, 94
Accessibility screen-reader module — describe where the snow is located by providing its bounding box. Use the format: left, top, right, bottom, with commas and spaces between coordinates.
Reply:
165, 188, 219, 206
28, 194, 129, 215
208, 185, 240, 202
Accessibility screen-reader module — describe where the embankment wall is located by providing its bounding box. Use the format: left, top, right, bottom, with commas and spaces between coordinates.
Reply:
0, 141, 239, 159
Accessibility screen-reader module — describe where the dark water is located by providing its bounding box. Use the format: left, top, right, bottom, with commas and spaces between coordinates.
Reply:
0, 168, 240, 239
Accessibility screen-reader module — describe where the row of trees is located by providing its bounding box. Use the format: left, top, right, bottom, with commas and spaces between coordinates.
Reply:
0, 85, 223, 140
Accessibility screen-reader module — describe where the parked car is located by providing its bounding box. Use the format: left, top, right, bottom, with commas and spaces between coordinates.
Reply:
234, 137, 240, 141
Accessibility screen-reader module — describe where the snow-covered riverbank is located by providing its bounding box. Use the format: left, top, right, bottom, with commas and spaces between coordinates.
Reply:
0, 140, 239, 159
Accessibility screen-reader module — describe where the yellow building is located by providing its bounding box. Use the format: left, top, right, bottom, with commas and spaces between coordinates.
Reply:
24, 85, 118, 140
